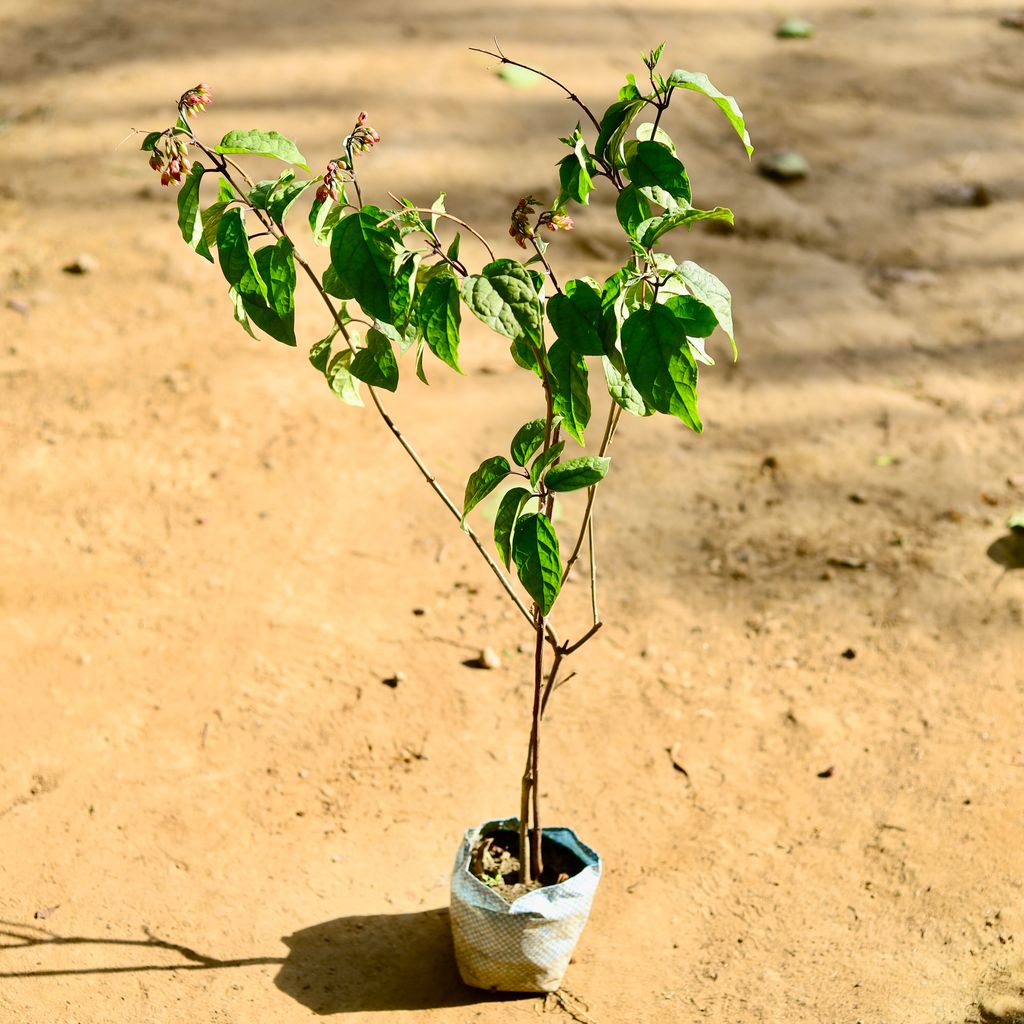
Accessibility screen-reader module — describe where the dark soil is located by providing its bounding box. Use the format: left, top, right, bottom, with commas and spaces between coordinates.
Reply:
469, 828, 584, 904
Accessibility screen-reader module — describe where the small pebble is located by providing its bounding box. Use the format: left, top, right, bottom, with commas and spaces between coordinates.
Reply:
5, 298, 30, 316
999, 11, 1024, 29
817, 766, 835, 779
848, 492, 867, 504
479, 647, 502, 670
776, 17, 814, 38
382, 671, 405, 688
412, 606, 428, 616
62, 253, 99, 275
841, 648, 857, 660
758, 151, 809, 182
934, 182, 992, 208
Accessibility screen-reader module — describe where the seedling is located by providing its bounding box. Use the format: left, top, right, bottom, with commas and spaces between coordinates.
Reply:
139, 44, 751, 886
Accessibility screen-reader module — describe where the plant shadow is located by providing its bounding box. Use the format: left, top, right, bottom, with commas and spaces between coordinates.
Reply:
274, 907, 522, 1014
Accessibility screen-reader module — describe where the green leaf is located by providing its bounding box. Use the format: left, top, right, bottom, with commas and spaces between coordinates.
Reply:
510, 419, 547, 467
626, 140, 691, 208
348, 327, 399, 392
216, 207, 266, 302
200, 200, 229, 252
548, 339, 591, 446
665, 69, 753, 157
603, 354, 652, 417
615, 185, 653, 241
322, 263, 351, 300
140, 131, 162, 152
310, 196, 345, 246
228, 285, 256, 339
419, 270, 462, 373
215, 129, 311, 171
663, 294, 719, 337
249, 175, 316, 224
238, 238, 296, 345
545, 456, 610, 492
494, 487, 533, 568
545, 278, 604, 356
635, 122, 676, 153
330, 207, 401, 323
460, 259, 543, 348
512, 512, 561, 615
462, 456, 512, 525
389, 249, 420, 332
326, 347, 364, 407
638, 206, 734, 247
309, 326, 337, 373
446, 232, 461, 263
530, 441, 566, 488
176, 162, 213, 261
621, 305, 701, 431
675, 259, 736, 355
596, 97, 647, 166
557, 148, 598, 205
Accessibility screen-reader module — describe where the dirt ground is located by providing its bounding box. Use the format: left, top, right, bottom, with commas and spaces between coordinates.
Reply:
2, 1, 1023, 1021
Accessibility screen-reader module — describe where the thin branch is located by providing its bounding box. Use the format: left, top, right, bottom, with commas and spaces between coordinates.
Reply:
376, 205, 496, 262
562, 621, 603, 658
528, 236, 562, 295
470, 47, 602, 134
587, 512, 599, 625
561, 402, 621, 584
191, 138, 546, 638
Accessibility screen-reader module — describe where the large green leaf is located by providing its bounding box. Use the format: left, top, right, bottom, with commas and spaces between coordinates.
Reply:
675, 260, 736, 355
348, 328, 399, 392
626, 140, 691, 207
418, 270, 462, 373
216, 208, 266, 302
662, 294, 719, 337
615, 185, 653, 242
595, 97, 647, 166
243, 237, 296, 345
637, 205, 734, 247
545, 456, 610, 492
215, 129, 311, 171
510, 418, 547, 467
548, 339, 591, 446
309, 326, 337, 373
330, 207, 401, 323
545, 278, 604, 356
557, 151, 594, 207
494, 487, 533, 568
621, 304, 701, 431
462, 456, 512, 525
602, 355, 652, 417
176, 162, 212, 261
666, 70, 753, 157
389, 249, 420, 333
512, 512, 562, 615
460, 259, 543, 347
530, 441, 566, 488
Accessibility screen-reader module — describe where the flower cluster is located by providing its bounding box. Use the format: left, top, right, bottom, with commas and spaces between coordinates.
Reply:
178, 83, 212, 118
509, 195, 540, 248
348, 111, 380, 155
148, 132, 193, 187
509, 197, 573, 248
316, 160, 343, 204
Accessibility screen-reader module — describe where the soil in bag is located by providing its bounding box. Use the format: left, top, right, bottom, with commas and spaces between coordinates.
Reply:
468, 826, 585, 904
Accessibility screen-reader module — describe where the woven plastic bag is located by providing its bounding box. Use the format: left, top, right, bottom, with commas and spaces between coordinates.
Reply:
449, 817, 602, 993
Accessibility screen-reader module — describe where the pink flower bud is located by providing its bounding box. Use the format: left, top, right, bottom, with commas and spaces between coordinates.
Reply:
357, 111, 368, 125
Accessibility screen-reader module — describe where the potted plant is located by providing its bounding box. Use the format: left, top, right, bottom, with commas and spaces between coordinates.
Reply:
138, 43, 751, 993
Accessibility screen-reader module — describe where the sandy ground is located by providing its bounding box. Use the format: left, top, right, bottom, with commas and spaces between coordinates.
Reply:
2, 1, 1024, 1022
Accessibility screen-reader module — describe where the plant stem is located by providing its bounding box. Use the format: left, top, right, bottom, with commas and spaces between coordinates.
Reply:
561, 402, 621, 584
529, 605, 546, 881
377, 205, 496, 262
193, 140, 556, 644
470, 46, 602, 134
588, 511, 599, 624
